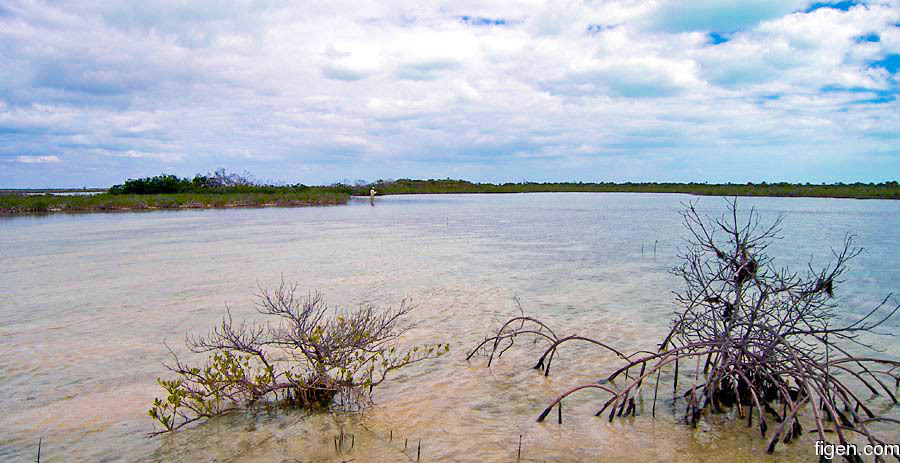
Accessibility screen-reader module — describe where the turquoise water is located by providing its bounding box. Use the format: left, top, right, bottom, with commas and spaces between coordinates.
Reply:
1, 193, 898, 462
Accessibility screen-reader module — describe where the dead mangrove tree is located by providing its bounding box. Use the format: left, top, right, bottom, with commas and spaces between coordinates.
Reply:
470, 200, 900, 459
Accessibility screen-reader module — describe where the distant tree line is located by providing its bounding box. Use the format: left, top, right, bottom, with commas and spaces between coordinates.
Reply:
108, 169, 352, 195
346, 178, 900, 199
107, 173, 899, 199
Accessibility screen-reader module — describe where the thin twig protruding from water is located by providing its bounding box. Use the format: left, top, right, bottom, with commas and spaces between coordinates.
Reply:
517, 434, 522, 461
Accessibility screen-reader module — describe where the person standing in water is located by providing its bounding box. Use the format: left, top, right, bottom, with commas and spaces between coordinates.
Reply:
370, 187, 377, 206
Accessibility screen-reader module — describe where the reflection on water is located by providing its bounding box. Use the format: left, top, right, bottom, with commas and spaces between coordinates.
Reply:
1, 193, 898, 462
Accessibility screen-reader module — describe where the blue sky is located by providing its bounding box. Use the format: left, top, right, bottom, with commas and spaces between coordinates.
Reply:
1, 0, 898, 188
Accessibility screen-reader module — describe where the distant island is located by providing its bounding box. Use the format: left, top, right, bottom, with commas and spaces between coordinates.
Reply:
2, 174, 898, 214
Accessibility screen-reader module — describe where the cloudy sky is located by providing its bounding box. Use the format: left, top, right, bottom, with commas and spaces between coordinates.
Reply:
1, 1, 898, 188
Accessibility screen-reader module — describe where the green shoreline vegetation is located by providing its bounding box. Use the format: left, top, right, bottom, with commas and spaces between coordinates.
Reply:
3, 174, 898, 214
0, 190, 349, 214
0, 171, 349, 214
353, 178, 900, 199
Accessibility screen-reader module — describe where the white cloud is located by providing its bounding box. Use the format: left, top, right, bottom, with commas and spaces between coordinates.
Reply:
695, 3, 900, 90
641, 0, 810, 32
0, 0, 898, 187
16, 155, 61, 163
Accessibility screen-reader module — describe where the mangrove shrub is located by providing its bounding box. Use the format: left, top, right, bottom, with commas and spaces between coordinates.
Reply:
149, 281, 448, 434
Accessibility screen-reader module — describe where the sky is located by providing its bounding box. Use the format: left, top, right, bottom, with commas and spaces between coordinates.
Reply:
1, 0, 898, 188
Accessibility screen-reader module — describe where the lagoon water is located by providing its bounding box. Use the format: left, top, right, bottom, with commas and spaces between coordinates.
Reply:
2, 193, 899, 462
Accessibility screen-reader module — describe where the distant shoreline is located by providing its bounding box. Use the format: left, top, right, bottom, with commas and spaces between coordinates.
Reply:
0, 188, 107, 194
0, 191, 349, 214
352, 180, 900, 200
3, 181, 897, 214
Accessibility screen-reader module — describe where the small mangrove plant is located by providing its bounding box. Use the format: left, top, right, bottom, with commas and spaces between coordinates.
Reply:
149, 281, 448, 435
470, 200, 900, 460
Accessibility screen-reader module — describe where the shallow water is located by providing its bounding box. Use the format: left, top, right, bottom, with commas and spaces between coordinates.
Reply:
1, 193, 898, 462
